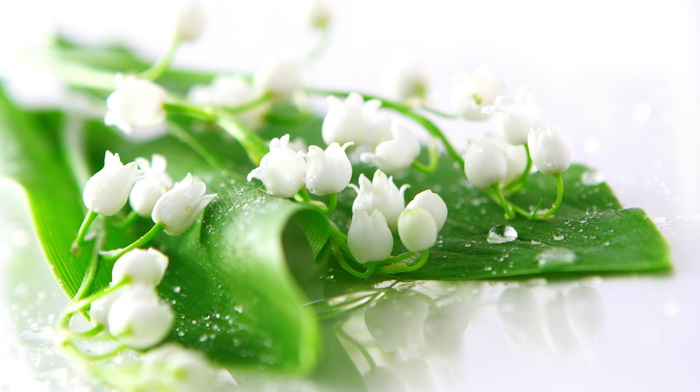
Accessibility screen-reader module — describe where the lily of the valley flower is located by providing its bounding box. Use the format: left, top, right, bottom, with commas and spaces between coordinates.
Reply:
83, 151, 140, 216
152, 173, 216, 235
322, 92, 381, 146
363, 122, 420, 173
172, 0, 206, 42
405, 190, 448, 231
105, 74, 168, 136
141, 344, 215, 392
504, 143, 528, 185
188, 75, 269, 129
111, 248, 169, 287
130, 154, 173, 217
449, 65, 505, 121
398, 208, 437, 252
352, 170, 408, 229
463, 136, 508, 189
107, 285, 174, 350
493, 87, 543, 145
347, 210, 393, 263
253, 51, 304, 102
304, 142, 353, 195
305, 0, 332, 30
528, 123, 571, 175
88, 288, 123, 328
248, 134, 308, 198
382, 52, 429, 100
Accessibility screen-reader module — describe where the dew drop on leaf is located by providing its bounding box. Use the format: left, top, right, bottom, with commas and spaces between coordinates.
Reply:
487, 225, 518, 244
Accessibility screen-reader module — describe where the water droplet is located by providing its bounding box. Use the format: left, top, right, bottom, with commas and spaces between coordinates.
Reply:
173, 286, 182, 294
581, 170, 605, 186
536, 247, 577, 270
234, 305, 244, 313
487, 225, 518, 244
553, 235, 565, 241
484, 265, 493, 272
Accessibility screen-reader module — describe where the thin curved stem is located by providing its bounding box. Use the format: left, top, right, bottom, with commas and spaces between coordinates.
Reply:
336, 327, 376, 370
532, 172, 565, 219
418, 104, 459, 119
325, 193, 338, 214
73, 210, 99, 250
503, 144, 533, 194
140, 38, 181, 81
378, 249, 430, 274
99, 223, 165, 262
307, 26, 331, 63
167, 120, 226, 171
491, 184, 516, 219
411, 137, 441, 173
226, 91, 272, 115
336, 248, 376, 279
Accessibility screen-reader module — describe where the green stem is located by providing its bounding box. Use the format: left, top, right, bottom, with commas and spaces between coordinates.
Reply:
532, 172, 565, 219
305, 88, 465, 169
336, 327, 377, 370
74, 210, 99, 247
167, 120, 225, 171
307, 26, 331, 63
490, 184, 516, 219
70, 325, 105, 339
503, 144, 533, 194
336, 248, 376, 279
140, 38, 181, 81
418, 104, 459, 119
325, 193, 338, 214
294, 188, 312, 203
411, 137, 441, 173
100, 223, 165, 262
67, 279, 130, 315
378, 249, 430, 274
114, 210, 140, 229
226, 91, 272, 114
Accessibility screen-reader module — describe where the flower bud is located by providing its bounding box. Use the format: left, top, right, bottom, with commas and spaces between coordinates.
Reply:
322, 92, 381, 146
528, 123, 571, 175
304, 0, 332, 30
364, 122, 420, 173
493, 87, 543, 146
112, 248, 169, 286
304, 143, 353, 195
89, 287, 124, 328
172, 0, 206, 42
504, 144, 528, 185
253, 51, 304, 102
108, 285, 174, 349
248, 134, 308, 198
152, 173, 216, 235
382, 51, 429, 100
105, 74, 167, 137
352, 170, 407, 230
449, 65, 504, 121
130, 154, 173, 217
405, 190, 447, 232
463, 136, 507, 189
348, 210, 394, 263
188, 75, 268, 129
398, 208, 437, 252
83, 151, 140, 216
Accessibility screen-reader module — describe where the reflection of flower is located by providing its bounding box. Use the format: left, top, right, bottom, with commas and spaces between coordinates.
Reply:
83, 151, 140, 216
104, 75, 168, 137
152, 173, 216, 235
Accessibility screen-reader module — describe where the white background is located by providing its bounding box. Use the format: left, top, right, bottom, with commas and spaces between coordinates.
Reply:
0, 1, 699, 391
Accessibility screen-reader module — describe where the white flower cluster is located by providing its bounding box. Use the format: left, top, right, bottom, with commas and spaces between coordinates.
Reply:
83, 151, 216, 235
89, 248, 173, 349
348, 170, 447, 262
322, 92, 421, 173
247, 134, 353, 198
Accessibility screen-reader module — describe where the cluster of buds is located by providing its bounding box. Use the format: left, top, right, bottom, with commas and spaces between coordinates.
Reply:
322, 92, 421, 173
348, 170, 447, 262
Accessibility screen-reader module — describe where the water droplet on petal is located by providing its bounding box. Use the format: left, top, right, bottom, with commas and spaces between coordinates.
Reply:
581, 170, 605, 186
536, 247, 577, 270
487, 225, 518, 244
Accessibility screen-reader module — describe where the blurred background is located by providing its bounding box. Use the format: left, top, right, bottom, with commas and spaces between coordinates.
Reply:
0, 0, 698, 391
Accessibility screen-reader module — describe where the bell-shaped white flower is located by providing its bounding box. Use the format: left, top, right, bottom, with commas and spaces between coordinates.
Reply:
493, 87, 543, 145
248, 134, 308, 198
171, 0, 206, 42
364, 113, 393, 152
188, 75, 268, 129
89, 287, 124, 328
130, 154, 174, 217
304, 143, 353, 195
463, 136, 508, 189
83, 151, 140, 216
105, 74, 168, 136
347, 210, 394, 263
142, 344, 215, 392
304, 0, 332, 30
363, 122, 420, 173
352, 170, 407, 230
398, 208, 437, 252
253, 51, 304, 102
382, 51, 429, 100
503, 143, 528, 185
322, 92, 382, 146
528, 123, 571, 175
405, 190, 447, 232
112, 248, 169, 286
108, 285, 174, 349
152, 173, 216, 235
449, 65, 505, 121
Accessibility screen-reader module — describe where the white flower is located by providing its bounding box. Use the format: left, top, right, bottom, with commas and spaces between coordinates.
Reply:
347, 210, 394, 263
188, 75, 268, 129
493, 87, 543, 145
382, 51, 429, 100
304, 0, 332, 29
89, 287, 124, 328
363, 122, 420, 173
130, 154, 173, 217
141, 344, 215, 392
351, 170, 408, 230
253, 51, 304, 102
171, 0, 206, 42
105, 74, 168, 136
152, 173, 216, 235
405, 190, 447, 232
108, 285, 174, 349
528, 123, 571, 175
504, 143, 528, 185
304, 143, 353, 195
449, 65, 505, 121
247, 134, 308, 198
364, 113, 393, 153
398, 208, 437, 252
463, 136, 508, 189
83, 151, 140, 216
112, 248, 169, 286
322, 92, 381, 146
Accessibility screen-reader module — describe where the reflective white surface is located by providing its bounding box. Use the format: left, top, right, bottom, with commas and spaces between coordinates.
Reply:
1, 0, 699, 391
